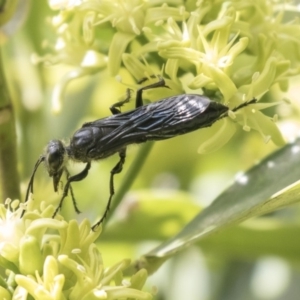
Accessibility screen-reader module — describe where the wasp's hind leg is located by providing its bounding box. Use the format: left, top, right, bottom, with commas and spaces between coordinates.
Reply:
135, 76, 168, 108
110, 76, 168, 114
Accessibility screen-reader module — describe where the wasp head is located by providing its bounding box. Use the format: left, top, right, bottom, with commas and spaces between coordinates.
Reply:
24, 139, 68, 209
44, 140, 67, 192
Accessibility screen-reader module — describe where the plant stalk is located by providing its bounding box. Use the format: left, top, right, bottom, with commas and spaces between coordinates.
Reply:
0, 50, 20, 201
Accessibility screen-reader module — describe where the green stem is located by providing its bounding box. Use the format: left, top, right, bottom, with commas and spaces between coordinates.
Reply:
0, 50, 20, 201
108, 141, 155, 221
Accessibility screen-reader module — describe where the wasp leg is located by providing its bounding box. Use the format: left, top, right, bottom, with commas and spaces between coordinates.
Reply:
110, 77, 168, 115
52, 162, 91, 218
135, 76, 167, 107
65, 168, 81, 214
92, 149, 126, 231
110, 89, 133, 115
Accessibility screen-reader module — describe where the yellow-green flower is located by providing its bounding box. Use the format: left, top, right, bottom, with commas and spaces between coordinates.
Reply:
0, 199, 152, 299
33, 0, 300, 149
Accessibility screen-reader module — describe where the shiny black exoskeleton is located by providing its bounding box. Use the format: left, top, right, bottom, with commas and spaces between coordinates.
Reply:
24, 77, 256, 230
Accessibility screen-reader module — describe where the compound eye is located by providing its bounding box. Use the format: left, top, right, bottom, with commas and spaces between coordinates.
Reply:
45, 140, 66, 176
48, 149, 63, 171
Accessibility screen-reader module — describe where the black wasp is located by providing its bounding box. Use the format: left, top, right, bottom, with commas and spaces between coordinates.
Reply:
24, 77, 256, 230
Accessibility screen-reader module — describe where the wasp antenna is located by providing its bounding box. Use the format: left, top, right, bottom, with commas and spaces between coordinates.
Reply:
24, 156, 45, 204
21, 156, 45, 218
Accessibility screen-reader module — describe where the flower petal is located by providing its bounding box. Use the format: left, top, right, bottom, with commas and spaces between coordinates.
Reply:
108, 32, 135, 76
198, 119, 237, 154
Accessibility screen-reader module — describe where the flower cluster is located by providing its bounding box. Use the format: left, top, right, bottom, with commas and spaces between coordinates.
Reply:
0, 198, 152, 299
37, 0, 300, 148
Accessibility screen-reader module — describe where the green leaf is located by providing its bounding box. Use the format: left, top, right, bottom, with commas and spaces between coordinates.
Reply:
132, 138, 300, 274
199, 219, 300, 261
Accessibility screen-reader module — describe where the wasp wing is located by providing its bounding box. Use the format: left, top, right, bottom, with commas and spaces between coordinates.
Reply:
86, 94, 227, 154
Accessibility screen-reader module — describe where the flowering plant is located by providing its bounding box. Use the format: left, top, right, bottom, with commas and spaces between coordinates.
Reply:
38, 0, 300, 151
0, 198, 152, 299
2, 0, 300, 298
